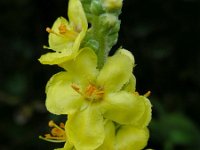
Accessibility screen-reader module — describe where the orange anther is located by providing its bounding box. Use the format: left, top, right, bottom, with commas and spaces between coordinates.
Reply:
71, 83, 80, 91
133, 91, 139, 96
48, 120, 55, 127
59, 24, 67, 34
46, 27, 53, 33
45, 134, 51, 138
86, 85, 96, 96
60, 122, 65, 129
51, 128, 63, 136
96, 90, 104, 96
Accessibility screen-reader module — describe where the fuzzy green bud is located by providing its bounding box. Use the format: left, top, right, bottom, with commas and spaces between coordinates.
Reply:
90, 0, 104, 15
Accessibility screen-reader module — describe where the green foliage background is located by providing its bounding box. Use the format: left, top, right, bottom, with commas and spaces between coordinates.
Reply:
0, 0, 199, 149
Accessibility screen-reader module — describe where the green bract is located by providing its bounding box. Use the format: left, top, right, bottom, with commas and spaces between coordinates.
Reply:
45, 48, 151, 150
39, 0, 87, 65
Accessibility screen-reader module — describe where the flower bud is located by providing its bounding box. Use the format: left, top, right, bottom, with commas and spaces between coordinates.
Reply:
90, 0, 104, 15
102, 0, 123, 11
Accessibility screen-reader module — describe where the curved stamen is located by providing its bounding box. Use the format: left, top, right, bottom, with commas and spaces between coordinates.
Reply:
144, 91, 151, 97
39, 120, 66, 143
71, 83, 83, 96
71, 83, 104, 102
46, 25, 78, 40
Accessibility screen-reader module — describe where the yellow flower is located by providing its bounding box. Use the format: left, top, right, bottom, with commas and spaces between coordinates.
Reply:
115, 124, 149, 150
39, 0, 87, 65
45, 48, 152, 150
96, 121, 150, 150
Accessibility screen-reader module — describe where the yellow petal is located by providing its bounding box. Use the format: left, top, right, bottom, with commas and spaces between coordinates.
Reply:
69, 0, 88, 58
102, 91, 145, 125
66, 105, 105, 150
97, 49, 134, 92
60, 48, 98, 83
115, 125, 149, 150
95, 120, 115, 150
134, 96, 152, 128
45, 72, 83, 115
68, 0, 87, 33
122, 74, 136, 92
38, 50, 75, 65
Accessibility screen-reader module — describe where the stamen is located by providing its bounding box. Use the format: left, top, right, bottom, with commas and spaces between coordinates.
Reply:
39, 136, 66, 143
59, 24, 67, 34
95, 90, 104, 96
84, 84, 104, 101
46, 27, 53, 33
144, 91, 151, 97
46, 25, 78, 40
39, 120, 66, 143
85, 84, 96, 96
48, 120, 55, 127
71, 83, 104, 102
60, 122, 65, 129
71, 83, 83, 95
133, 91, 140, 96
46, 27, 64, 37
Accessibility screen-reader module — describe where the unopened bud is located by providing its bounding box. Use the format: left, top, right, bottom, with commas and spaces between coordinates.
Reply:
102, 0, 123, 10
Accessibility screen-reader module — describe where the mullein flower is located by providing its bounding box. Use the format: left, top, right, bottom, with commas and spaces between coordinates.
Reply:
38, 0, 87, 65
96, 120, 150, 150
45, 48, 152, 150
97, 94, 151, 150
115, 124, 149, 150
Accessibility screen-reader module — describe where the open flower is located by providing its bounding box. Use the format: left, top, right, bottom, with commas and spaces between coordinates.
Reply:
45, 48, 151, 150
96, 120, 150, 150
39, 0, 87, 65
115, 124, 149, 150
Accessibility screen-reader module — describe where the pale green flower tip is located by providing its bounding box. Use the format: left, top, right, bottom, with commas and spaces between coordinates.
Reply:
117, 49, 135, 64
102, 0, 123, 11
68, 0, 88, 31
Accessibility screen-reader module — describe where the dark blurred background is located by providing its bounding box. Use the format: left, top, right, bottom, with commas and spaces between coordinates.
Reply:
0, 0, 200, 149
